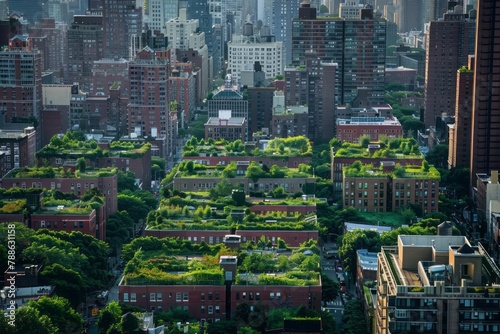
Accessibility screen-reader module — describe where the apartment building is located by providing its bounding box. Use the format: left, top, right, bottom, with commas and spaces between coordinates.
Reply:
376, 235, 500, 334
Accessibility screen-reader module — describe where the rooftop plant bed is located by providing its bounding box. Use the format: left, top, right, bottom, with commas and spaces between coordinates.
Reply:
182, 136, 312, 158
37, 132, 150, 160
5, 166, 117, 179
122, 237, 320, 286
0, 199, 26, 214
334, 137, 422, 158
344, 161, 440, 180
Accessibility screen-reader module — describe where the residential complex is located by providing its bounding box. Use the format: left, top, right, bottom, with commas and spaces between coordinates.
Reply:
376, 235, 500, 334
336, 116, 403, 143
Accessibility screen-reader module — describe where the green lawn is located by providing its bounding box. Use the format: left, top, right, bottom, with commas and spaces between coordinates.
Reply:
358, 211, 404, 227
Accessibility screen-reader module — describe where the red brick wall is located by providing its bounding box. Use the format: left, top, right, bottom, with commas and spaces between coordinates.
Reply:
249, 204, 316, 215
30, 210, 98, 239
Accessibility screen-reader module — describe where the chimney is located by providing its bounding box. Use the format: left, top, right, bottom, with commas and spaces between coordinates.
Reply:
491, 170, 498, 184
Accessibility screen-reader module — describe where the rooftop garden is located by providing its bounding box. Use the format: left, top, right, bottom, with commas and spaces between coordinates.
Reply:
0, 188, 104, 215
182, 136, 312, 158
146, 201, 318, 231
174, 160, 312, 179
36, 131, 151, 160
333, 136, 422, 159
121, 237, 320, 286
4, 166, 117, 179
344, 160, 440, 180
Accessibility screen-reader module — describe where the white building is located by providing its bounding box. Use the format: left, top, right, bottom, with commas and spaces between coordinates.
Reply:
165, 8, 205, 50
339, 0, 364, 19
227, 30, 283, 84
148, 0, 179, 34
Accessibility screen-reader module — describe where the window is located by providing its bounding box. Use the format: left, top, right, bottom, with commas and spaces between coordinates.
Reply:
270, 292, 275, 300
157, 293, 162, 301
123, 293, 129, 302
215, 292, 220, 301
131, 293, 136, 302
276, 292, 281, 301
150, 293, 156, 301
183, 292, 189, 301
208, 292, 213, 300
201, 293, 205, 301
176, 293, 182, 302
208, 306, 213, 314
201, 305, 206, 314
256, 293, 260, 300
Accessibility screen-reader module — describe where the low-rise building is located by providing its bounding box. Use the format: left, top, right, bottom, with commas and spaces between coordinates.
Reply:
0, 123, 37, 172
376, 235, 500, 334
336, 116, 403, 143
119, 244, 322, 318
205, 114, 246, 142
342, 161, 440, 214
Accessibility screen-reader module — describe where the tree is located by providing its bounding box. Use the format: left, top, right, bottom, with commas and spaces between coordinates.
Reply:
359, 135, 371, 148
269, 165, 285, 178
343, 300, 367, 334
117, 194, 150, 223
121, 312, 139, 334
321, 274, 340, 302
117, 171, 138, 192
319, 4, 329, 13
209, 178, 234, 199
320, 310, 337, 334
206, 320, 239, 334
338, 229, 380, 278
270, 186, 286, 198
222, 162, 237, 178
76, 157, 87, 172
98, 302, 122, 334
245, 161, 266, 182
9, 306, 57, 334
29, 296, 83, 334
426, 144, 449, 168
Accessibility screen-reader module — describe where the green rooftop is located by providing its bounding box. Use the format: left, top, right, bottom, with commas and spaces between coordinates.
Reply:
182, 136, 312, 158
343, 161, 440, 180
4, 166, 117, 179
334, 137, 423, 159
36, 131, 151, 160
122, 237, 320, 286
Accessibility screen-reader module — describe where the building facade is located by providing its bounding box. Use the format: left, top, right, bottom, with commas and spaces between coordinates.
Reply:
204, 116, 246, 142
376, 235, 500, 334
336, 116, 403, 143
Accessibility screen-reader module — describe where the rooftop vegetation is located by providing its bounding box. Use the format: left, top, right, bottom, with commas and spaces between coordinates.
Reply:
344, 160, 440, 180
5, 166, 117, 179
333, 136, 422, 158
182, 136, 312, 158
36, 131, 151, 160
121, 237, 320, 286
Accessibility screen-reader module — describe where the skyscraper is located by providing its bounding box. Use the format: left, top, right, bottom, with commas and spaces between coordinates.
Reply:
66, 15, 103, 88
102, 0, 142, 60
292, 3, 386, 105
423, 8, 474, 128
470, 0, 500, 184
272, 0, 300, 65
0, 35, 42, 122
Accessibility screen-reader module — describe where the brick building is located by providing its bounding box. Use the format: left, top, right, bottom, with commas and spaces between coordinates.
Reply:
181, 155, 312, 170
0, 168, 118, 218
0, 125, 37, 172
336, 116, 403, 143
204, 116, 246, 142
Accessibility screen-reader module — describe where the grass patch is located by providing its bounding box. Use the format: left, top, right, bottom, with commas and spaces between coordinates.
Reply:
358, 211, 404, 227
384, 251, 402, 285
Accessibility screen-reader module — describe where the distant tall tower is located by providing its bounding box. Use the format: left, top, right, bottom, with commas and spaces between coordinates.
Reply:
8, 0, 44, 24
393, 0, 424, 33
272, 0, 300, 65
430, 0, 450, 21
470, 0, 500, 184
448, 56, 474, 169
292, 2, 386, 105
0, 0, 8, 18
102, 0, 142, 60
423, 6, 474, 128
149, 0, 178, 33
0, 35, 42, 122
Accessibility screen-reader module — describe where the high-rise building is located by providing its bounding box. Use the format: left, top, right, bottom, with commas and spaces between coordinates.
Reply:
448, 56, 473, 169
66, 15, 103, 89
285, 53, 338, 140
376, 234, 500, 334
393, 0, 424, 33
8, 0, 44, 24
0, 35, 42, 122
423, 8, 474, 128
148, 0, 178, 34
292, 3, 386, 105
102, 0, 142, 60
272, 0, 300, 65
227, 25, 283, 84
128, 46, 170, 140
470, 0, 500, 185
0, 0, 9, 18
28, 18, 67, 83
430, 0, 450, 21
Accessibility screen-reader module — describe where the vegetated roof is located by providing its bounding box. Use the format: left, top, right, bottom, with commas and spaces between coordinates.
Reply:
3, 166, 117, 179
122, 240, 320, 286
334, 137, 422, 159
182, 136, 312, 158
343, 161, 440, 180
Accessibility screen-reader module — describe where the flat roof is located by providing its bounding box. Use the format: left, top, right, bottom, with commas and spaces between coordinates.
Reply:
345, 222, 392, 234
398, 235, 469, 252
205, 117, 246, 126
